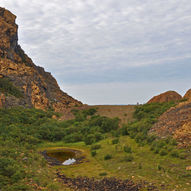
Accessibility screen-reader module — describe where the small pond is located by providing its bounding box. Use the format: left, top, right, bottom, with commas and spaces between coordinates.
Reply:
42, 148, 83, 166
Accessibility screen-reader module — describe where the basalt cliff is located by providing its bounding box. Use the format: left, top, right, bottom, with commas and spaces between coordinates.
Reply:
0, 7, 82, 111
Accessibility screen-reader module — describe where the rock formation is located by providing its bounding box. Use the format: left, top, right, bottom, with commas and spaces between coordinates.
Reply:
183, 89, 191, 101
147, 91, 182, 104
150, 100, 191, 148
0, 7, 82, 111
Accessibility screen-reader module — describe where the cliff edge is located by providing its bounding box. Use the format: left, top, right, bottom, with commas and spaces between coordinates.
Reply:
0, 7, 82, 111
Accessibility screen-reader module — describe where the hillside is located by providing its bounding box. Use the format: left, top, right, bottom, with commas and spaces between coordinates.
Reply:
149, 91, 191, 148
89, 105, 135, 124
147, 91, 182, 104
0, 7, 82, 111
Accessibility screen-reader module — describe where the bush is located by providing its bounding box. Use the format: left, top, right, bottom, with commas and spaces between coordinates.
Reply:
91, 151, 97, 157
84, 134, 96, 145
154, 148, 160, 154
123, 154, 134, 162
147, 135, 156, 144
123, 145, 132, 153
104, 154, 112, 160
157, 165, 162, 171
179, 153, 186, 159
99, 172, 107, 176
112, 138, 119, 144
160, 149, 168, 156
121, 124, 129, 135
0, 78, 23, 98
91, 144, 101, 150
171, 150, 179, 158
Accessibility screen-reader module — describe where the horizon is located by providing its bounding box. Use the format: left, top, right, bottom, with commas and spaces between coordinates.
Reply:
1, 1, 191, 105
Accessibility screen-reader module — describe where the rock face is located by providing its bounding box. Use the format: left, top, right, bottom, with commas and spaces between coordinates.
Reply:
0, 7, 82, 111
150, 101, 191, 148
147, 91, 182, 104
183, 89, 191, 101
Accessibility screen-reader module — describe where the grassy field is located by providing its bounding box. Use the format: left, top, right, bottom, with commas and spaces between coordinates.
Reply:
39, 136, 191, 191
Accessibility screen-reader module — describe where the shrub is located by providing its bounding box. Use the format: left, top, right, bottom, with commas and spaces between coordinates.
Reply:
104, 154, 112, 160
91, 151, 97, 157
147, 135, 156, 144
179, 153, 186, 160
157, 165, 162, 171
123, 154, 134, 162
91, 144, 101, 150
160, 149, 168, 156
121, 124, 129, 135
170, 139, 178, 146
112, 138, 119, 144
154, 148, 160, 154
171, 150, 179, 158
123, 145, 132, 153
84, 134, 96, 145
99, 172, 107, 176
0, 78, 23, 98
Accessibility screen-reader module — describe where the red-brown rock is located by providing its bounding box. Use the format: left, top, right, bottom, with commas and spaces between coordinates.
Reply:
147, 91, 182, 104
0, 7, 82, 111
183, 89, 191, 101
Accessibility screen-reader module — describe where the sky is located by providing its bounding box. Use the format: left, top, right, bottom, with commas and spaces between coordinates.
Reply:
1, 0, 191, 105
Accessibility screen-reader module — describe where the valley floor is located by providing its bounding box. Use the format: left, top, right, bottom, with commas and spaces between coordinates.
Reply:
39, 136, 191, 191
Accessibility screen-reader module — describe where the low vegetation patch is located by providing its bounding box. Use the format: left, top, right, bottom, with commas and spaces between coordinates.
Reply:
0, 77, 23, 98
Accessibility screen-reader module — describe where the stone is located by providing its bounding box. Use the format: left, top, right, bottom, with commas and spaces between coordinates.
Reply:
0, 7, 82, 111
183, 89, 191, 101
147, 91, 182, 104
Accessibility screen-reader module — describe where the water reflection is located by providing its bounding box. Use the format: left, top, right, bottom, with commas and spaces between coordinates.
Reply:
62, 158, 76, 165
46, 149, 76, 165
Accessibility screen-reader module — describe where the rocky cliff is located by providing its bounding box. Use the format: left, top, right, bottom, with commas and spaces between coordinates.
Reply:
147, 90, 182, 104
0, 7, 82, 111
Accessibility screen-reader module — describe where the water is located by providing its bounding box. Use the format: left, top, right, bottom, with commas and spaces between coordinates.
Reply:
46, 149, 76, 165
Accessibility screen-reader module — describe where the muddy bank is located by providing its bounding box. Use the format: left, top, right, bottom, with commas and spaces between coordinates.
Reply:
57, 172, 158, 191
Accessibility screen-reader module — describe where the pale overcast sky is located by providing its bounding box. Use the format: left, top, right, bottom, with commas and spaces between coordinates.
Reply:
1, 0, 191, 104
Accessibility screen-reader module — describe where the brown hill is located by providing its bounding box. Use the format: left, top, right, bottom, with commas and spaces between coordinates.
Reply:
183, 89, 191, 101
0, 7, 82, 111
147, 90, 182, 104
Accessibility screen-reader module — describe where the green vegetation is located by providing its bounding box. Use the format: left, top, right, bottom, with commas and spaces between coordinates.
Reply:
0, 107, 120, 190
0, 77, 23, 98
1, 102, 191, 191
0, 107, 69, 191
104, 154, 112, 160
119, 102, 186, 158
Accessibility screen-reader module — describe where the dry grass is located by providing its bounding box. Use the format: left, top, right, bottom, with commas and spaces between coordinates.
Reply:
60, 105, 135, 124
88, 105, 135, 124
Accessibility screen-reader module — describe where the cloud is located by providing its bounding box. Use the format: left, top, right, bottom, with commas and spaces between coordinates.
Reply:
1, 0, 191, 104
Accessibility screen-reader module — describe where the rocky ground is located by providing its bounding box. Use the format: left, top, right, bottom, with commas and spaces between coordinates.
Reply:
57, 172, 141, 191
56, 172, 159, 191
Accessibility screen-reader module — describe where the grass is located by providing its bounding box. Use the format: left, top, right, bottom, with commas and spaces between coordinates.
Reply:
40, 137, 191, 191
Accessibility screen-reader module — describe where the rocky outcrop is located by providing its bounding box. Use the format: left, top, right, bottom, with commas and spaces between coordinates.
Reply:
183, 89, 191, 101
0, 7, 82, 111
147, 91, 182, 104
150, 101, 191, 148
